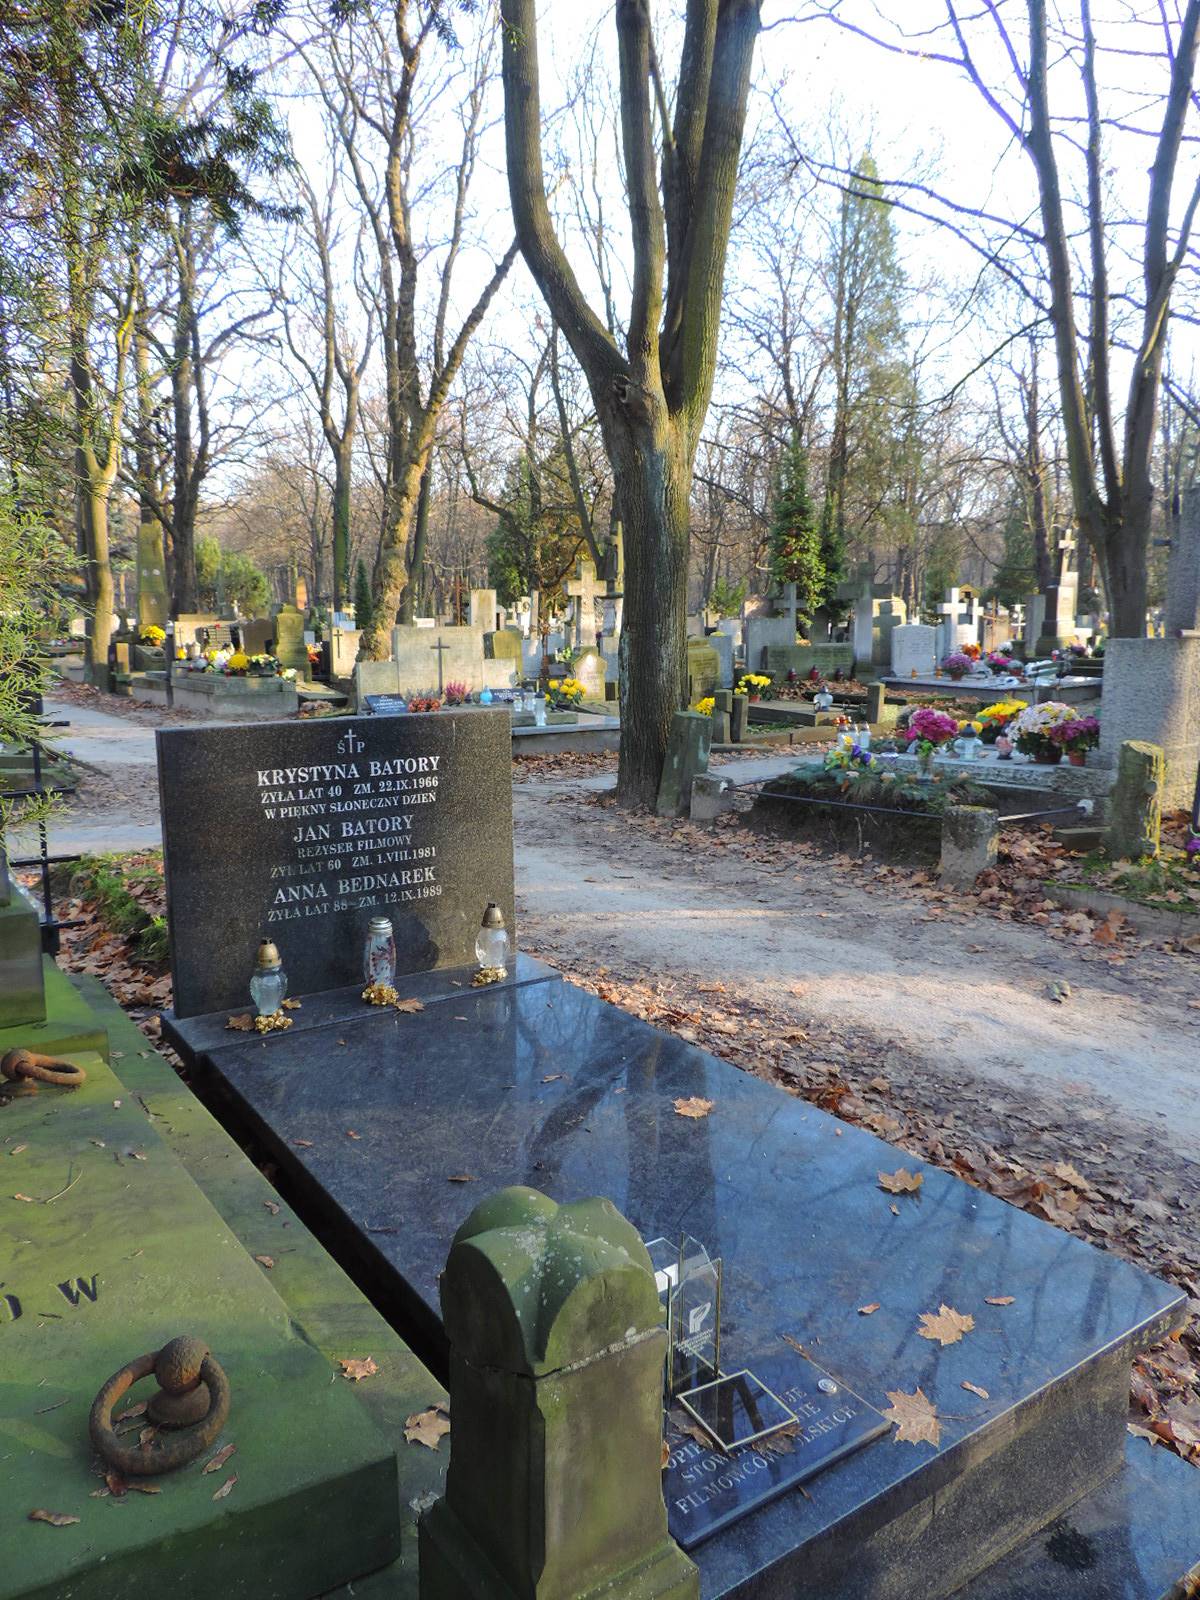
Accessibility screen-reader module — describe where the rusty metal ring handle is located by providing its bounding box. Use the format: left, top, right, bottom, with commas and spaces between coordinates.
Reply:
1, 1049, 87, 1088
89, 1336, 231, 1476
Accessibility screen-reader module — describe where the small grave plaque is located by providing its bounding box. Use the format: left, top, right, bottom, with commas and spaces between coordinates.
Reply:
363, 694, 409, 716
157, 709, 514, 1017
663, 1353, 887, 1549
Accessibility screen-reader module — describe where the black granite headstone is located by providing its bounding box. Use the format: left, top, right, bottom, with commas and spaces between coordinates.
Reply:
156, 708, 514, 1017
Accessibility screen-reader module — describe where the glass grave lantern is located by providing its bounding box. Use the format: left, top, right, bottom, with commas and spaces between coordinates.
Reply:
475, 902, 510, 979
250, 939, 288, 1017
363, 915, 397, 987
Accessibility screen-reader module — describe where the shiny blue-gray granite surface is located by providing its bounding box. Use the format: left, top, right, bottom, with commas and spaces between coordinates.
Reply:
156, 708, 515, 1018
962, 1437, 1200, 1599
161, 952, 559, 1062
193, 979, 1192, 1598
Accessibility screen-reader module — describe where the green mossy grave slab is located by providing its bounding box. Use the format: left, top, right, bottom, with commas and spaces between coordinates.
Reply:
1, 1048, 400, 1600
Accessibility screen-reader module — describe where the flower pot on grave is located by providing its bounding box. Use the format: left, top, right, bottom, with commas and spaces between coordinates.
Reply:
1068, 750, 1087, 767
1034, 747, 1063, 765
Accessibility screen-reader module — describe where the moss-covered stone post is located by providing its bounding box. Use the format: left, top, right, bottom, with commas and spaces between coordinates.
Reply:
1106, 739, 1165, 860
655, 711, 711, 818
419, 1186, 698, 1600
710, 688, 732, 745
730, 692, 749, 743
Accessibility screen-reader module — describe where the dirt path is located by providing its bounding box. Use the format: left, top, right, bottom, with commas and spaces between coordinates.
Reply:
512, 778, 1200, 1169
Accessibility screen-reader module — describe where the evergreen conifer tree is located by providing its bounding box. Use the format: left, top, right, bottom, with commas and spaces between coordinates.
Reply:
353, 558, 374, 633
769, 437, 826, 616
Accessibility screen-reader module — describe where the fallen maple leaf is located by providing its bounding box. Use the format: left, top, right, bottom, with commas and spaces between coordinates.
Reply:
962, 1381, 990, 1400
673, 1096, 714, 1119
394, 998, 424, 1014
918, 1304, 975, 1346
879, 1168, 923, 1195
225, 1013, 254, 1032
858, 1303, 881, 1316
405, 1404, 451, 1450
254, 1255, 274, 1269
29, 1509, 80, 1527
985, 1295, 1015, 1307
882, 1388, 941, 1447
340, 1356, 379, 1382
202, 1443, 237, 1475
212, 1475, 237, 1501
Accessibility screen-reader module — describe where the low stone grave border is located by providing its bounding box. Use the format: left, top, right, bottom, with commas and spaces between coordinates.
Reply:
1045, 881, 1199, 940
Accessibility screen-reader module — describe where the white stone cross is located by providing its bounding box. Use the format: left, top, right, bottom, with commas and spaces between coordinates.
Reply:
565, 559, 599, 650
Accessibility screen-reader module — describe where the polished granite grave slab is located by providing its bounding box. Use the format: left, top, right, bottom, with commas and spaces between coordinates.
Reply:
157, 707, 514, 1017
162, 952, 559, 1062
185, 979, 1193, 1599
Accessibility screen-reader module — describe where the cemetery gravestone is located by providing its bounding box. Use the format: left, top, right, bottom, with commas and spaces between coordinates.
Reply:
890, 624, 938, 678
1037, 534, 1081, 653
566, 557, 600, 650
136, 519, 169, 631
273, 604, 310, 680
572, 644, 607, 701
156, 709, 515, 1018
239, 618, 274, 658
0, 844, 46, 1028
686, 638, 722, 702
469, 588, 498, 632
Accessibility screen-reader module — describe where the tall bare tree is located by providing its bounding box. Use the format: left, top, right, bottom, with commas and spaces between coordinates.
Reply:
800, 0, 1200, 635
501, 0, 763, 805
308, 2, 517, 657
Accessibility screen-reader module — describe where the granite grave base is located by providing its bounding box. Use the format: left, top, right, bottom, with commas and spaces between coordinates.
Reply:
164, 971, 1199, 1600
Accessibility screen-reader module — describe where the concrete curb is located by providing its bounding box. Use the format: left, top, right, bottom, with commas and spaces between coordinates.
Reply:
1046, 881, 1200, 941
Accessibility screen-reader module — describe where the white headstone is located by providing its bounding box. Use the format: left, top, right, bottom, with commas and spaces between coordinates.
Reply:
891, 624, 938, 678
565, 559, 600, 650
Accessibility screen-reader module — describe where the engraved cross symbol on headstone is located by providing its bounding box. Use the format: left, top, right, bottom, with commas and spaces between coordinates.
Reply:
337, 727, 365, 755
430, 635, 451, 693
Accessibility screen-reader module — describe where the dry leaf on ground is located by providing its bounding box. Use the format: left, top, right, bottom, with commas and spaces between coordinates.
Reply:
225, 1013, 254, 1032
674, 1096, 714, 1119
254, 1255, 274, 1269
212, 1475, 237, 1501
405, 1404, 451, 1450
394, 998, 424, 1014
879, 1168, 923, 1195
340, 1356, 379, 1382
918, 1304, 976, 1346
962, 1381, 990, 1400
29, 1509, 80, 1526
882, 1388, 941, 1447
447, 1173, 475, 1183
858, 1303, 881, 1316
985, 1295, 1016, 1306
202, 1443, 237, 1475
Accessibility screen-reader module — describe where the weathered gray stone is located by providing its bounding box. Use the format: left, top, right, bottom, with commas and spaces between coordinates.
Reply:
730, 693, 749, 743
655, 712, 711, 818
1166, 485, 1200, 635
866, 682, 886, 723
1098, 637, 1200, 808
940, 805, 1000, 888
419, 1186, 698, 1600
0, 864, 45, 1028
273, 604, 310, 680
686, 638, 721, 702
690, 772, 736, 824
485, 628, 523, 666
1106, 740, 1165, 861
